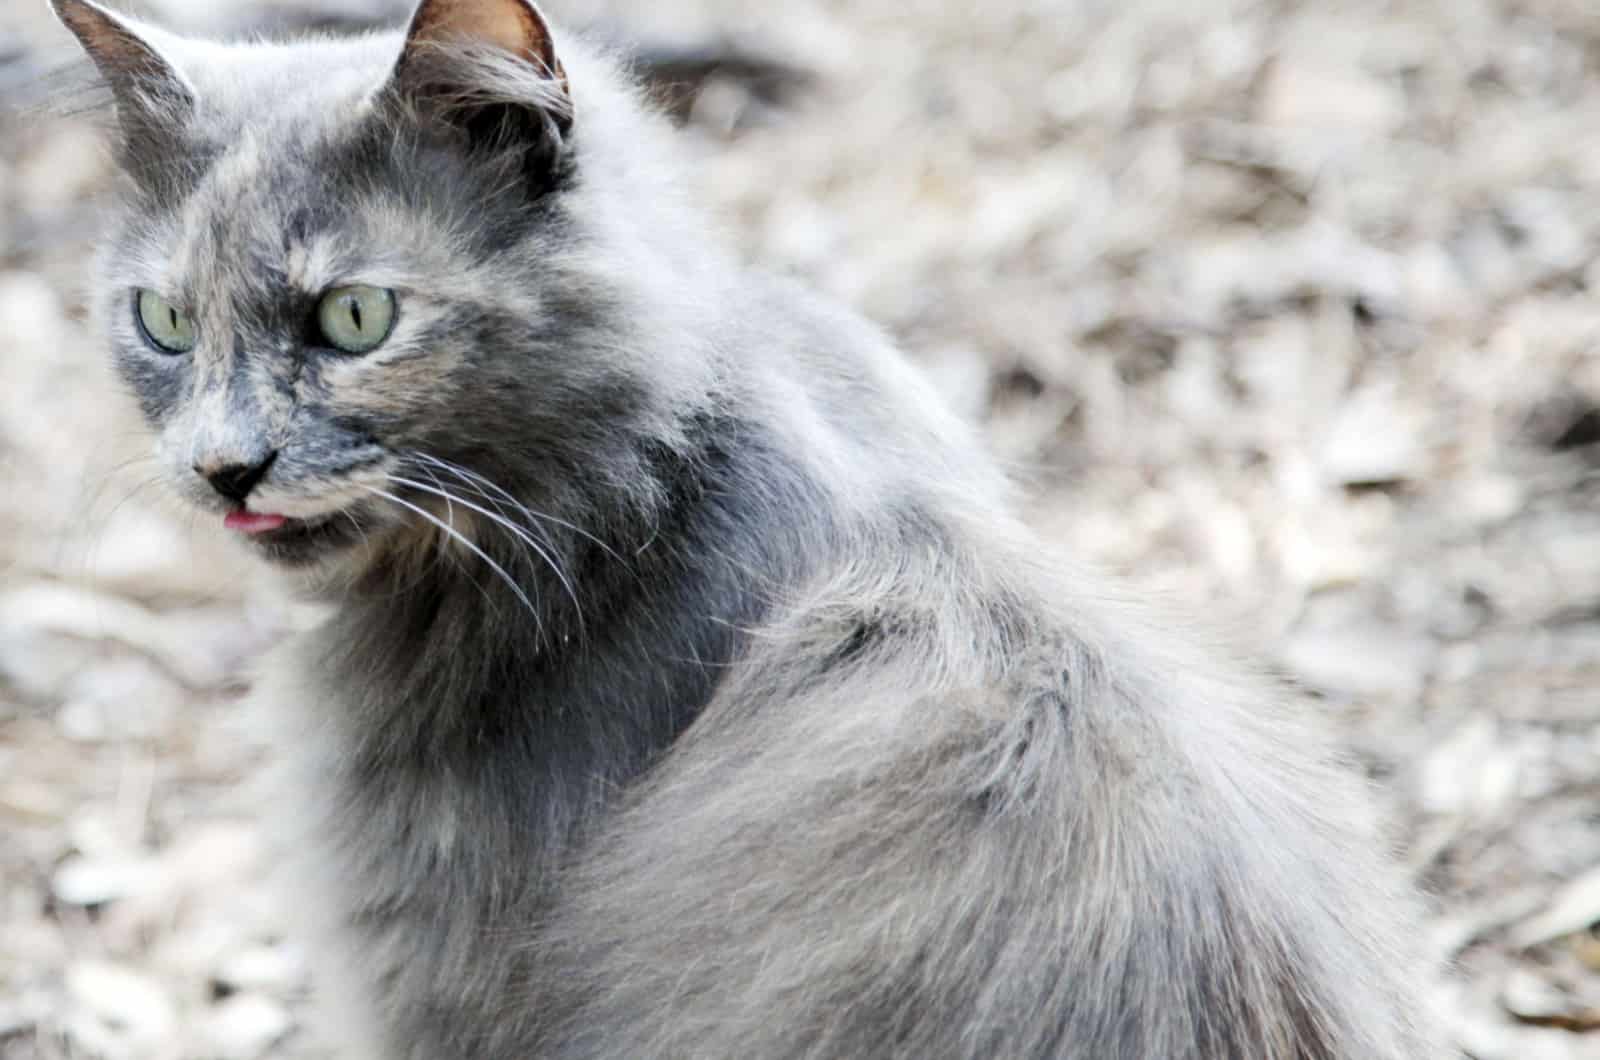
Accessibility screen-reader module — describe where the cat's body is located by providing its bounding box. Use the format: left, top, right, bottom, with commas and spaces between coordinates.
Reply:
54, 0, 1437, 1056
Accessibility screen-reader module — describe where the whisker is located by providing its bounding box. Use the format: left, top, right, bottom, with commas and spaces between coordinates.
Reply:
387, 472, 583, 629
405, 451, 623, 564
358, 484, 540, 622
73, 453, 163, 537
400, 458, 571, 608
78, 472, 168, 584
341, 509, 372, 554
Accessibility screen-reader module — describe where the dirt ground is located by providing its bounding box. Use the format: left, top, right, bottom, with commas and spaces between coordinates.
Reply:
4, 0, 1600, 1056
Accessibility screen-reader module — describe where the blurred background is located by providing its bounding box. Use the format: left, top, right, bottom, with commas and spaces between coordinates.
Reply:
4, 0, 1600, 1056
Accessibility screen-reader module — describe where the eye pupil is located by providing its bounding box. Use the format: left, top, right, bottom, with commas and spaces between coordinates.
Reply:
351, 302, 362, 331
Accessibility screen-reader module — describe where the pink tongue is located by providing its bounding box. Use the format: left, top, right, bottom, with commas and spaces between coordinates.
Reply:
224, 510, 288, 534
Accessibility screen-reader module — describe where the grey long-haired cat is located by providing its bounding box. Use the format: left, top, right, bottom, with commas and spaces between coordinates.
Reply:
52, 0, 1439, 1056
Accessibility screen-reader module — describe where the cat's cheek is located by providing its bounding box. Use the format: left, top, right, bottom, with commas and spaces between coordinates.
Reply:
112, 345, 190, 428
317, 352, 460, 430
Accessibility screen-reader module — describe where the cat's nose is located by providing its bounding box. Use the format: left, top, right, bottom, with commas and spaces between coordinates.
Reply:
196, 451, 278, 504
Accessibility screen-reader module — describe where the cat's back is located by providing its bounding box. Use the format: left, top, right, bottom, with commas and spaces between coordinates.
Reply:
530, 505, 1437, 1058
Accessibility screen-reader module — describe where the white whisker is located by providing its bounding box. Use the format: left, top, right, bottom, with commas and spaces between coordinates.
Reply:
406, 450, 623, 563
387, 471, 584, 629
341, 509, 372, 554
359, 483, 540, 621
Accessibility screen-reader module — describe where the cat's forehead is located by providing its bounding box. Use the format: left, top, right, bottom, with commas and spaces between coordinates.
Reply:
121, 36, 409, 287
174, 32, 401, 134
108, 27, 560, 305
143, 34, 402, 221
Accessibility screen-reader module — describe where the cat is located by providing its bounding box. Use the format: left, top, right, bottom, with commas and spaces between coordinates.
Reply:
53, 0, 1440, 1056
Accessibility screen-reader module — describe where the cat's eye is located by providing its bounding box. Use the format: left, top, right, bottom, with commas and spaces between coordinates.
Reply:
317, 285, 396, 354
134, 289, 197, 354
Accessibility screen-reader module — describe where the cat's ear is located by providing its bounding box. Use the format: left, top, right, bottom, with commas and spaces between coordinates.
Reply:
387, 0, 574, 184
51, 0, 192, 128
50, 0, 194, 184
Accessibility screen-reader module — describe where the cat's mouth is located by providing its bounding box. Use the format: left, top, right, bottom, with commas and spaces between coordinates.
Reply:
223, 506, 364, 566
224, 510, 289, 534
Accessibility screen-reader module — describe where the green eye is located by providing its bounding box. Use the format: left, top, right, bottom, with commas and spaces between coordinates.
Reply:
135, 289, 197, 354
317, 285, 396, 354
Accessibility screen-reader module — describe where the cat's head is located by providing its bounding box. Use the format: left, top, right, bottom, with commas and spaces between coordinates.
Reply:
54, 0, 710, 572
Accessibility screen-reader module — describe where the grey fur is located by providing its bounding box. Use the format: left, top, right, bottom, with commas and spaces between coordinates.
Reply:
54, 0, 1440, 1056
